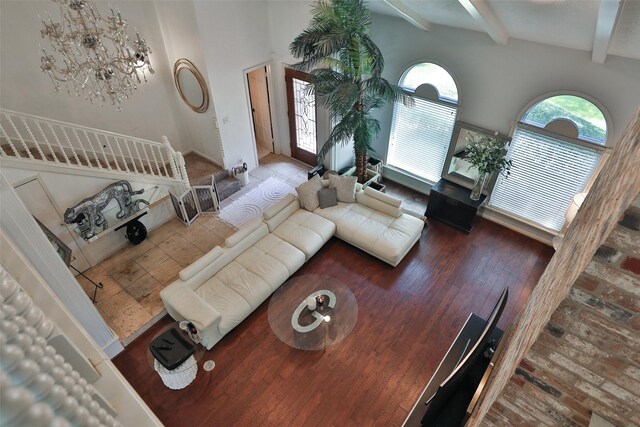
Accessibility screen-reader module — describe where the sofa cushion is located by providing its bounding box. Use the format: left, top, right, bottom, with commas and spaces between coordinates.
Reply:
363, 186, 402, 207
235, 246, 291, 292
252, 234, 306, 276
215, 261, 273, 308
263, 194, 297, 220
318, 187, 338, 209
179, 246, 223, 281
225, 217, 264, 248
328, 174, 357, 203
272, 210, 335, 260
263, 198, 300, 232
195, 276, 253, 336
296, 175, 322, 211
314, 201, 423, 265
356, 191, 402, 218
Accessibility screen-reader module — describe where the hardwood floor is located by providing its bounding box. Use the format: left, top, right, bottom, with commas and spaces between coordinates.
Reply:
113, 217, 553, 427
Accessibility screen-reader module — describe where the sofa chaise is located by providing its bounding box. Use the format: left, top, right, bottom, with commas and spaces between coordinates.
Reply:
160, 184, 424, 349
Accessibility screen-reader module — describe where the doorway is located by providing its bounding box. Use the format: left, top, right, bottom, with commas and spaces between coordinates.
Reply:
247, 66, 275, 161
284, 68, 317, 166
14, 177, 91, 273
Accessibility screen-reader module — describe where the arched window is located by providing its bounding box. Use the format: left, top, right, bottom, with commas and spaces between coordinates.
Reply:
489, 94, 611, 231
386, 63, 459, 183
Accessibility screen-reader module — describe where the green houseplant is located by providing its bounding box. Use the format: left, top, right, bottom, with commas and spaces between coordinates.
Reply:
465, 133, 512, 200
290, 0, 412, 183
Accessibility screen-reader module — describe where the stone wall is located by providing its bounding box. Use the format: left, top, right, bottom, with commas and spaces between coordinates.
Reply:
484, 193, 640, 426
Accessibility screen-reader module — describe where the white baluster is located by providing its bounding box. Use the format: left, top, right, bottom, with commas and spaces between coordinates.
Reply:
60, 126, 82, 166
157, 146, 169, 177
72, 129, 92, 168
5, 113, 35, 160
113, 137, 129, 173
102, 135, 120, 171
148, 143, 162, 176
131, 139, 145, 175
176, 152, 190, 189
27, 118, 56, 163
139, 143, 154, 176
81, 130, 103, 169
121, 138, 138, 174
46, 123, 70, 165
0, 123, 20, 157
93, 133, 112, 171
162, 135, 179, 179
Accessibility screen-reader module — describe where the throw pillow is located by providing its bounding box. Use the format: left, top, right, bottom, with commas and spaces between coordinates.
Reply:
296, 175, 322, 211
328, 174, 357, 203
317, 187, 338, 209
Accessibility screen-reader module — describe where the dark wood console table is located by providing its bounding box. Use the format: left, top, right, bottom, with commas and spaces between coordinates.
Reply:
426, 179, 486, 233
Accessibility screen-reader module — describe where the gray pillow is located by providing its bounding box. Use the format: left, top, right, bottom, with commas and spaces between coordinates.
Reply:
296, 175, 322, 211
328, 174, 357, 203
318, 187, 338, 209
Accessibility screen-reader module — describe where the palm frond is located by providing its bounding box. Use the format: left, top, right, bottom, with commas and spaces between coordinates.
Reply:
359, 35, 384, 76
317, 110, 360, 164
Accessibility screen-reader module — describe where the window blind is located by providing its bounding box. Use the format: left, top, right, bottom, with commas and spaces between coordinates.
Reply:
387, 98, 456, 183
489, 127, 601, 231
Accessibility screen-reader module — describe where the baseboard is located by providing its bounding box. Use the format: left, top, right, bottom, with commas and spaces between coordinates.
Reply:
102, 335, 125, 358
481, 207, 554, 246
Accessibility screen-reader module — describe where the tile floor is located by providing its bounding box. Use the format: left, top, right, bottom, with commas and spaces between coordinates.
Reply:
77, 153, 428, 344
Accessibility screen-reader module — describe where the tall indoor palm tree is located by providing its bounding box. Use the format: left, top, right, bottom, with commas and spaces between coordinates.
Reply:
290, 0, 412, 183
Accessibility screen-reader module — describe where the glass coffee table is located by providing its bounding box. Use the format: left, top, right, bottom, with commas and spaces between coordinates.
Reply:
268, 274, 358, 350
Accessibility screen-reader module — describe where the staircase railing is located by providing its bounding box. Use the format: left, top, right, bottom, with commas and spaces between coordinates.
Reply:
0, 108, 189, 188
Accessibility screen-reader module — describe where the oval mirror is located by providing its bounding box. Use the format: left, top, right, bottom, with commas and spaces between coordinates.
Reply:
173, 58, 209, 113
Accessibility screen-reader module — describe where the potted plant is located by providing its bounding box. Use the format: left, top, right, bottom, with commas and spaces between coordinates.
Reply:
465, 133, 512, 200
289, 0, 413, 184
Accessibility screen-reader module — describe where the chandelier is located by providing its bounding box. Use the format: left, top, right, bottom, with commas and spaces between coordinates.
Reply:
40, 0, 154, 109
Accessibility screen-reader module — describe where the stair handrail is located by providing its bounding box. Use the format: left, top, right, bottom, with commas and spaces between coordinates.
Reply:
0, 108, 189, 189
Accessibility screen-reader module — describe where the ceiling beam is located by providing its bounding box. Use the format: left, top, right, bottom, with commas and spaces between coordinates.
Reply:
382, 0, 431, 32
592, 0, 624, 64
457, 0, 508, 45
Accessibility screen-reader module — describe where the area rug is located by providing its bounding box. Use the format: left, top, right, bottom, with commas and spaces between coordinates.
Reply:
218, 177, 296, 229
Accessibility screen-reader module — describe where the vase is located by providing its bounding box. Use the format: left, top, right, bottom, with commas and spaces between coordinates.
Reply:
470, 173, 488, 201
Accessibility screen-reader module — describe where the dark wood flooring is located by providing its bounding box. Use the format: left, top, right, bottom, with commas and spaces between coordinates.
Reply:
113, 217, 553, 427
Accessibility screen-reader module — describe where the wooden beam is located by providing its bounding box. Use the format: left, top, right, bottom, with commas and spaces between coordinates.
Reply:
457, 0, 508, 45
592, 0, 624, 64
382, 0, 431, 32
467, 108, 640, 426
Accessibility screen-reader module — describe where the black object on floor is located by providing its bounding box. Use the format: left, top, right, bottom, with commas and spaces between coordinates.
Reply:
149, 327, 196, 370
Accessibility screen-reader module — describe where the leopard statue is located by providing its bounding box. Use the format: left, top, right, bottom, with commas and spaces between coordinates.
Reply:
64, 180, 149, 240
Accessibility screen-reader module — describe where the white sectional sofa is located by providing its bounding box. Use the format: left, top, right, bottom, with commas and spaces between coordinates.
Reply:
160, 186, 424, 349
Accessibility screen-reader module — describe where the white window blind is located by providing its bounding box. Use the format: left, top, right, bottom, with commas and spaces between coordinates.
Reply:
490, 127, 601, 231
387, 98, 456, 183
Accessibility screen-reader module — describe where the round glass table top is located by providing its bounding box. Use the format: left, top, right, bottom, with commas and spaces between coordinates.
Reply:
268, 274, 358, 350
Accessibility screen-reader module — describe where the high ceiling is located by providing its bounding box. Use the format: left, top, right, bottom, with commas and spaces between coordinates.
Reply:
367, 0, 640, 63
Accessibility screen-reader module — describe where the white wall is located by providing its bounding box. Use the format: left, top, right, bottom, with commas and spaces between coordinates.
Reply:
370, 14, 640, 160
2, 164, 176, 267
193, 1, 273, 170
0, 1, 186, 151
153, 1, 224, 165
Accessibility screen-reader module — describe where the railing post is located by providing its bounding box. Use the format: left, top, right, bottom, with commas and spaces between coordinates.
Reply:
176, 152, 190, 189
163, 136, 180, 180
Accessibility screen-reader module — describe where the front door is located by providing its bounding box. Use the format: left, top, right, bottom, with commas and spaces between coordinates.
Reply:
285, 68, 317, 166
